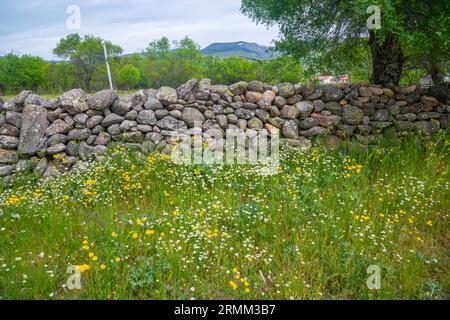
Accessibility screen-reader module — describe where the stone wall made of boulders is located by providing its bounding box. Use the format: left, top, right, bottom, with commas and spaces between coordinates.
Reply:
0, 79, 448, 178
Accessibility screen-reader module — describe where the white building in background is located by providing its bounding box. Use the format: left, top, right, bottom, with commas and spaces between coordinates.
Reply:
317, 74, 350, 84
420, 73, 450, 88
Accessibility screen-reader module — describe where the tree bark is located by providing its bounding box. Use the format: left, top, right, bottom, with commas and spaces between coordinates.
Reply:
369, 31, 404, 86
84, 77, 92, 93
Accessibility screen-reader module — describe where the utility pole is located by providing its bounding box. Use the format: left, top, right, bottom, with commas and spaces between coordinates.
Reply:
103, 41, 114, 90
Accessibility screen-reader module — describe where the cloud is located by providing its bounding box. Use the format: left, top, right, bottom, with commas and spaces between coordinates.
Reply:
0, 0, 279, 59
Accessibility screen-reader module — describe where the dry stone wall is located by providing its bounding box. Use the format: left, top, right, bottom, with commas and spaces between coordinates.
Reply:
0, 79, 448, 178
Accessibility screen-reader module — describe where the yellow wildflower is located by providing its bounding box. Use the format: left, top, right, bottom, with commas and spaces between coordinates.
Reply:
229, 281, 238, 289
78, 264, 90, 273
86, 179, 96, 186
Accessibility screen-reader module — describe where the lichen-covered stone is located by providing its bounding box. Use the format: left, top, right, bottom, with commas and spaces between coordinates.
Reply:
88, 90, 118, 111
18, 105, 48, 155
60, 89, 89, 115
342, 105, 364, 125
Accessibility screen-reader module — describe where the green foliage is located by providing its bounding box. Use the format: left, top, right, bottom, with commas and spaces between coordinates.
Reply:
53, 33, 123, 91
0, 53, 48, 94
240, 0, 373, 74
205, 56, 257, 84
399, 69, 427, 86
41, 62, 76, 94
144, 36, 171, 57
241, 0, 450, 84
141, 36, 206, 88
256, 55, 305, 83
4, 35, 297, 94
118, 64, 141, 90
12, 26, 448, 94
402, 3, 450, 84
0, 134, 448, 299
350, 66, 370, 83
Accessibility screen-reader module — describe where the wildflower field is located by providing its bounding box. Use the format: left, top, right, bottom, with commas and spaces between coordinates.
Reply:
0, 133, 449, 300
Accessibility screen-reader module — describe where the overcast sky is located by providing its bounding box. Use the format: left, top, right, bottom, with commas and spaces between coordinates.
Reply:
0, 0, 279, 60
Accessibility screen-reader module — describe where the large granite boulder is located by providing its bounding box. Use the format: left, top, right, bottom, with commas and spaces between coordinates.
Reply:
157, 87, 178, 106
18, 104, 48, 155
60, 89, 89, 115
88, 90, 118, 110
137, 110, 157, 126
157, 116, 187, 131
182, 107, 205, 127
342, 105, 364, 125
322, 86, 345, 103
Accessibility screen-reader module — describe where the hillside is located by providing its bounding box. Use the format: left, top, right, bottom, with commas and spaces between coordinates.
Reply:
201, 41, 280, 60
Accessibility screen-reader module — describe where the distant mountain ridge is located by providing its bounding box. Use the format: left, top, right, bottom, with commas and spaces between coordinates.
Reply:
201, 41, 280, 61
1, 41, 280, 61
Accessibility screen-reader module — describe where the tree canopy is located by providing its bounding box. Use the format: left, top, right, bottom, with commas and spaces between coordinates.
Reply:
118, 64, 142, 89
241, 0, 450, 85
53, 33, 123, 91
0, 53, 47, 93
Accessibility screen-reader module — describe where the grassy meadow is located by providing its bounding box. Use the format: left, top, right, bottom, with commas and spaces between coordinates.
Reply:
0, 133, 449, 300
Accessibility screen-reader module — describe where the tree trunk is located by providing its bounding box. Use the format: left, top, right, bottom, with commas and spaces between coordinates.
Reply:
369, 31, 404, 86
84, 78, 92, 93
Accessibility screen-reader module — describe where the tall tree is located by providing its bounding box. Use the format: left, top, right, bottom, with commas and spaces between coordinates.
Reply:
142, 36, 205, 87
241, 0, 449, 86
118, 64, 141, 89
53, 33, 123, 91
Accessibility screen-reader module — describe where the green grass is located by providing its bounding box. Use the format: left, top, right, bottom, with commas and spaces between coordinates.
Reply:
2, 91, 137, 102
0, 133, 449, 300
